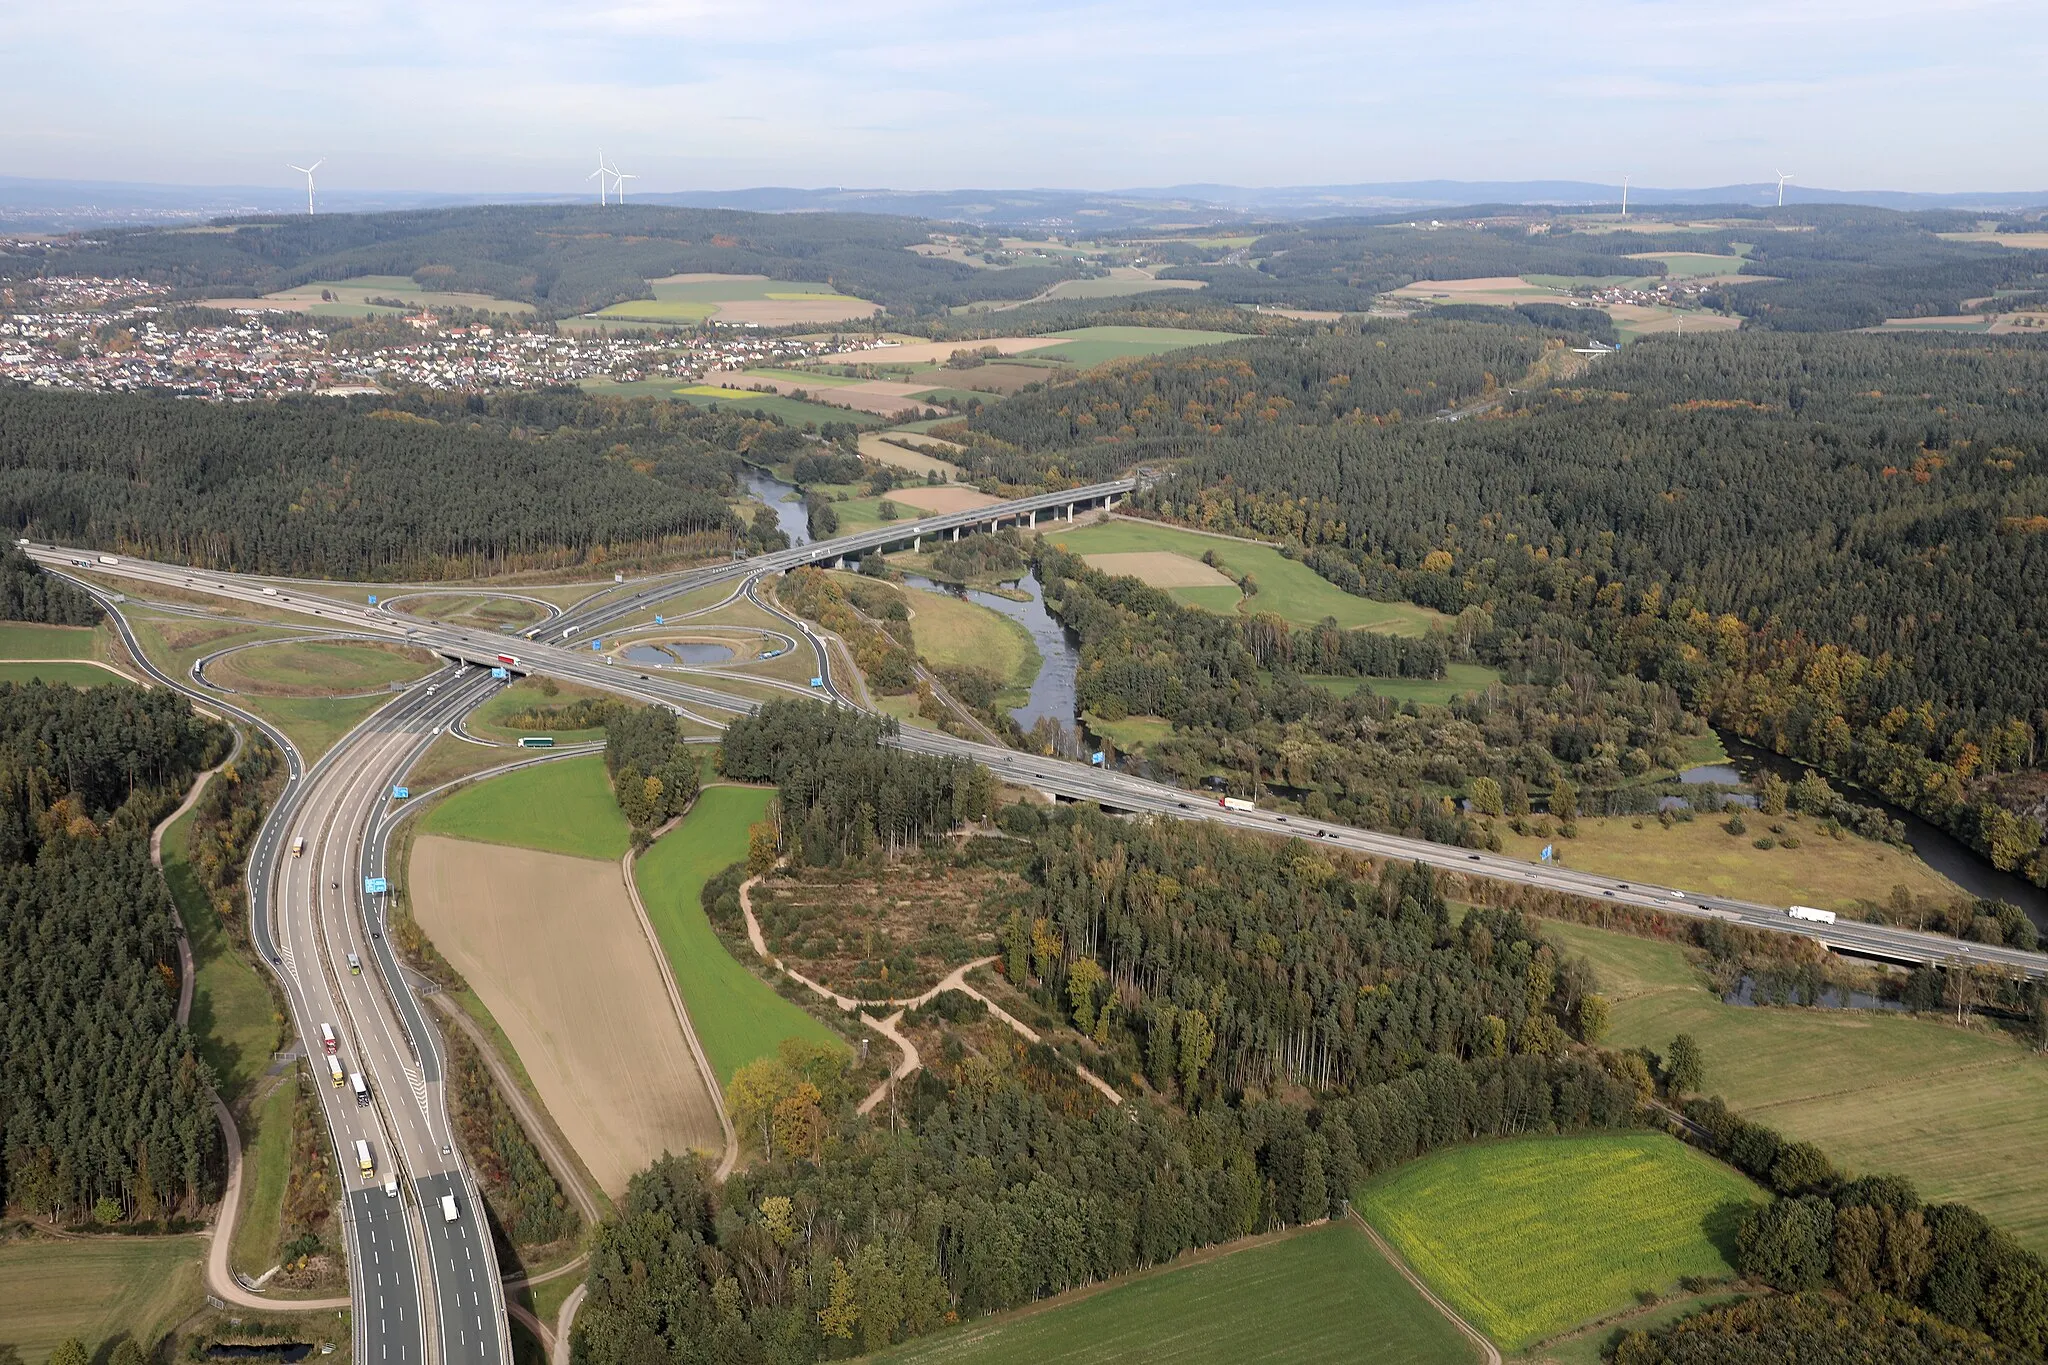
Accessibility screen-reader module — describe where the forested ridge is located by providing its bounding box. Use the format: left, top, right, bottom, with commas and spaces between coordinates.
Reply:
4, 204, 1073, 318
984, 323, 2048, 884
0, 681, 227, 1221
0, 386, 806, 577
1147, 205, 2048, 330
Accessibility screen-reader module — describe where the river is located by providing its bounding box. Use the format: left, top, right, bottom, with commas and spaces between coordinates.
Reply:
1704, 731, 2048, 927
742, 466, 810, 546
900, 571, 1081, 736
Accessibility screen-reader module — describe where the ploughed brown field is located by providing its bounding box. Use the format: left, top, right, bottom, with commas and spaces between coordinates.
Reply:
409, 835, 724, 1194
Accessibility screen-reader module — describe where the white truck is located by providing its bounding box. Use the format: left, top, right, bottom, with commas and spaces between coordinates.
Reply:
1219, 796, 1256, 813
97, 554, 119, 566
1788, 905, 1837, 925
291, 835, 306, 857
356, 1139, 374, 1175
441, 1193, 459, 1223
350, 1072, 370, 1107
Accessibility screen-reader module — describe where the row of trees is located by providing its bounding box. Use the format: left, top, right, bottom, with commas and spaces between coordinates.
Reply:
0, 387, 780, 579
442, 1024, 579, 1251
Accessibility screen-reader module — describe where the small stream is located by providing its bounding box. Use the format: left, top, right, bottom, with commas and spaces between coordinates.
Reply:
901, 570, 1081, 735
742, 467, 810, 546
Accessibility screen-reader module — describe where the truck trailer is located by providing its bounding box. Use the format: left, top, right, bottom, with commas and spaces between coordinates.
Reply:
320, 1023, 338, 1055
1788, 905, 1837, 925
1218, 797, 1256, 813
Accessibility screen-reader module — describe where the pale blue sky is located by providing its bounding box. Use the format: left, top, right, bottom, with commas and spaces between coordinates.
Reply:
5, 0, 2043, 193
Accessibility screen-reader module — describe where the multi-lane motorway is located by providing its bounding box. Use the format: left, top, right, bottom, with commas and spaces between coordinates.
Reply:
28, 480, 2047, 1353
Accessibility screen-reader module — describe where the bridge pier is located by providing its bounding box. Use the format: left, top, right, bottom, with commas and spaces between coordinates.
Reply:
1027, 509, 1036, 528
951, 526, 960, 541
1066, 503, 1075, 521
913, 536, 921, 552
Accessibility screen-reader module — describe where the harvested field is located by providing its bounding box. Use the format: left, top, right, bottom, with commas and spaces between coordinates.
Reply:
409, 836, 724, 1194
818, 337, 1064, 367
698, 372, 929, 416
1391, 276, 1564, 303
885, 485, 1002, 515
856, 433, 960, 480
716, 298, 881, 325
593, 274, 879, 327
1081, 550, 1237, 589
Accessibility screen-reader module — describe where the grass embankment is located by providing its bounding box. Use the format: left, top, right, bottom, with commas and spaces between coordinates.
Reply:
161, 800, 279, 1103
0, 660, 126, 685
0, 1236, 207, 1363
1047, 519, 1441, 635
1499, 812, 1962, 911
632, 785, 841, 1082
0, 620, 99, 659
160, 776, 296, 1279
874, 1219, 1477, 1364
236, 693, 392, 765
1359, 1133, 1759, 1351
228, 1076, 297, 1279
1542, 918, 2048, 1255
207, 639, 437, 696
899, 584, 1039, 700
390, 592, 548, 629
422, 753, 631, 860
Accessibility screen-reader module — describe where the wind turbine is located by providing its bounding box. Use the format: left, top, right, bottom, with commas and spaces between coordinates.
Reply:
614, 168, 637, 201
1774, 170, 1794, 207
1621, 173, 1630, 219
287, 160, 323, 215
588, 150, 613, 205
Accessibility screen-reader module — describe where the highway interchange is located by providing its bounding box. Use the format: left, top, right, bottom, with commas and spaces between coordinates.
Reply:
29, 476, 2048, 1358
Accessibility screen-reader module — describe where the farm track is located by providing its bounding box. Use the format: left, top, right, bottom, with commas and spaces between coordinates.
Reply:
736, 874, 1124, 1107
1346, 1208, 1500, 1365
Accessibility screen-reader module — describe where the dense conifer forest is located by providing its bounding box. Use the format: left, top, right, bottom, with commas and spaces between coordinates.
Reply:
0, 681, 227, 1221
0, 387, 792, 577
1, 544, 102, 623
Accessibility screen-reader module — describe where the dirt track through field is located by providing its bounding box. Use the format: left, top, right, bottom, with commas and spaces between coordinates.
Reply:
409, 836, 724, 1194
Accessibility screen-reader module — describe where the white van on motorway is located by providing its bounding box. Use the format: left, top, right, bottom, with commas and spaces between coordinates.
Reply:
441, 1193, 459, 1223
384, 1177, 399, 1199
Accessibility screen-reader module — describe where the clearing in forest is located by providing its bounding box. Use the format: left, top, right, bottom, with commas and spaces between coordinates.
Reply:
1050, 519, 1442, 634
1542, 917, 2048, 1255
409, 835, 725, 1194
873, 1219, 1479, 1364
1359, 1132, 1759, 1351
